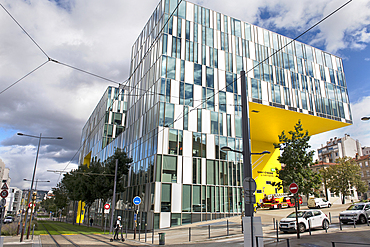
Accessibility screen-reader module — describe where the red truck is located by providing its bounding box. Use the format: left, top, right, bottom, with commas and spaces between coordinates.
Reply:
261, 193, 302, 209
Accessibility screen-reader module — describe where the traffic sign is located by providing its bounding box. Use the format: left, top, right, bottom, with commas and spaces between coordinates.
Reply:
134, 213, 137, 221
289, 182, 298, 194
0, 190, 8, 198
1, 183, 8, 190
243, 177, 257, 192
28, 202, 36, 208
133, 196, 141, 205
0, 198, 6, 206
104, 204, 110, 210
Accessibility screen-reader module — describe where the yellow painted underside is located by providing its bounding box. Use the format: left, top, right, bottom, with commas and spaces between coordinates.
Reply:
249, 103, 351, 203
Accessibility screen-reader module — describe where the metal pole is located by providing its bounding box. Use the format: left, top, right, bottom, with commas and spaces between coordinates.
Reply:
329, 212, 331, 224
21, 133, 42, 242
295, 193, 300, 239
276, 220, 279, 242
273, 218, 276, 230
308, 219, 311, 235
189, 227, 191, 242
109, 159, 118, 234
208, 225, 210, 239
240, 71, 254, 247
227, 219, 229, 236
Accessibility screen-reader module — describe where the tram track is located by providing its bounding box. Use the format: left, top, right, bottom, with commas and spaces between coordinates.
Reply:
49, 221, 133, 246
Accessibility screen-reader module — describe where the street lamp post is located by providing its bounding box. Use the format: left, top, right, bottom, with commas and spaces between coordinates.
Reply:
17, 132, 62, 242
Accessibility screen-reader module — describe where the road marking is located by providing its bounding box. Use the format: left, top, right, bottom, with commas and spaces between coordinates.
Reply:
214, 236, 244, 242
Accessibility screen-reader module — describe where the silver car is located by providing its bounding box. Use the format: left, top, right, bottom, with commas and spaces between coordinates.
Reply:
339, 203, 370, 224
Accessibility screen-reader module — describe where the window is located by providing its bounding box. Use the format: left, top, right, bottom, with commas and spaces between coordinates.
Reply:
194, 64, 202, 86
193, 158, 201, 184
161, 184, 171, 212
183, 185, 191, 212
162, 155, 177, 183
366, 161, 369, 167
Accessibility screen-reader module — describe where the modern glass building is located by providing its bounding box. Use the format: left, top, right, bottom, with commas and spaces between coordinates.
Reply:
80, 0, 352, 229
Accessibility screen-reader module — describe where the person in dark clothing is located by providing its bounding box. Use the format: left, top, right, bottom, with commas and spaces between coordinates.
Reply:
113, 216, 124, 241
90, 218, 93, 226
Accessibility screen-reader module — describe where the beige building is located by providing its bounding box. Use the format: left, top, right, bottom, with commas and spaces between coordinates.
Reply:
355, 155, 370, 200
311, 161, 359, 204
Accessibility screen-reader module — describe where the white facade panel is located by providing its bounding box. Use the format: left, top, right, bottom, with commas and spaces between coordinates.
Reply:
218, 50, 226, 71
183, 156, 193, 184
218, 69, 226, 91
226, 92, 234, 115
162, 128, 169, 155
202, 109, 211, 134
188, 107, 198, 132
160, 212, 171, 228
157, 127, 164, 154
183, 130, 193, 157
171, 79, 180, 105
201, 158, 206, 185
186, 2, 194, 21
177, 156, 183, 184
185, 61, 194, 84
154, 182, 161, 213
261, 80, 269, 105
174, 105, 183, 130
171, 183, 182, 213
207, 134, 215, 159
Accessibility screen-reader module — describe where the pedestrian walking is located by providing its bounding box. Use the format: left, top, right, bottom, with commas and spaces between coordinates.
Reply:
113, 216, 124, 241
90, 217, 93, 227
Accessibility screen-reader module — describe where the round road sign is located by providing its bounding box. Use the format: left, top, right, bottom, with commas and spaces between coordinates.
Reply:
133, 196, 141, 205
104, 204, 110, 210
289, 182, 298, 194
0, 190, 8, 198
28, 202, 36, 208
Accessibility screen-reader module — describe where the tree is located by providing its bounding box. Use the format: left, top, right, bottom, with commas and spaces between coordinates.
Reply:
53, 183, 69, 215
274, 120, 322, 204
326, 157, 367, 204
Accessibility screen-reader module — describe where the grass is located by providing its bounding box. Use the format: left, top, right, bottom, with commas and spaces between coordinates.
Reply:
35, 221, 109, 236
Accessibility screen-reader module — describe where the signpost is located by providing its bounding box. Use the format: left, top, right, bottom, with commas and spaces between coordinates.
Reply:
104, 204, 110, 233
0, 183, 9, 239
289, 182, 300, 239
133, 196, 141, 239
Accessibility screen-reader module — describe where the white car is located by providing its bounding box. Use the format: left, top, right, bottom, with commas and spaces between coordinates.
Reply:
339, 203, 370, 224
279, 210, 329, 233
308, 198, 332, 209
3, 216, 14, 224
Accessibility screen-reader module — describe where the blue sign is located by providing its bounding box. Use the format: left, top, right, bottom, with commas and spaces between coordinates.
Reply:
134, 213, 137, 221
133, 196, 141, 205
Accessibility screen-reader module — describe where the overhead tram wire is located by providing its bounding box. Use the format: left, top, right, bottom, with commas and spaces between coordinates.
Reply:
0, 60, 49, 95
119, 0, 354, 158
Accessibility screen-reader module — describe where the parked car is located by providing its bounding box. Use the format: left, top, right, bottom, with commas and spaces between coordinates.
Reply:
279, 209, 329, 233
339, 202, 370, 224
308, 198, 332, 209
3, 216, 14, 224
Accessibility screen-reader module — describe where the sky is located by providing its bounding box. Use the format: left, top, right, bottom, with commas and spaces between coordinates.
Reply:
0, 0, 370, 191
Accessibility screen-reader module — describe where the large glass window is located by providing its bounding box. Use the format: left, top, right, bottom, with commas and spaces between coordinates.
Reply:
168, 129, 178, 155
182, 185, 191, 212
162, 155, 177, 183
194, 64, 202, 86
211, 111, 218, 135
193, 185, 201, 212
161, 184, 171, 212
193, 158, 201, 184
207, 160, 215, 185
219, 91, 226, 113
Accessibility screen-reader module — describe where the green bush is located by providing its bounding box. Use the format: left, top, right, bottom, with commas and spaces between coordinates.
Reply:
1, 223, 18, 236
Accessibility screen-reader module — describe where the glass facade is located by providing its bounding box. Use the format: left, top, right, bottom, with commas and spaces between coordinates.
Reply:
80, 0, 352, 229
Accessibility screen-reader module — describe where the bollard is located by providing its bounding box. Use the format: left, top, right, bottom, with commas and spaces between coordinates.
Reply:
189, 227, 191, 242
287, 238, 290, 247
208, 225, 210, 239
139, 224, 141, 241
308, 219, 311, 235
158, 232, 165, 245
273, 218, 276, 230
276, 220, 279, 242
256, 236, 259, 246
367, 217, 370, 226
32, 224, 35, 240
152, 227, 154, 244
339, 218, 342, 231
353, 216, 356, 228
145, 224, 147, 242
332, 242, 336, 247
126, 222, 128, 239
227, 220, 229, 236
329, 212, 332, 224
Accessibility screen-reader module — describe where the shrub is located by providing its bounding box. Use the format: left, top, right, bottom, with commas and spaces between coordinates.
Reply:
1, 223, 18, 236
